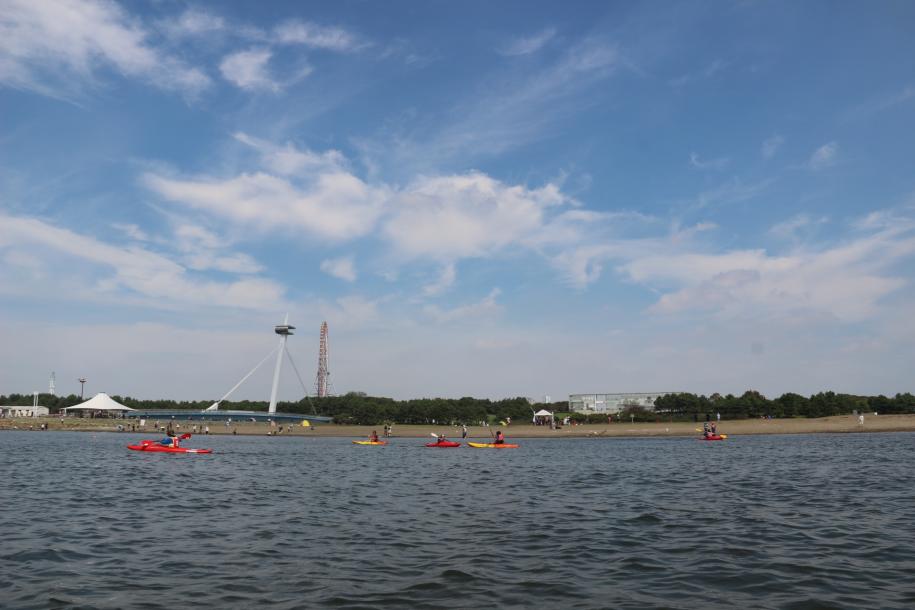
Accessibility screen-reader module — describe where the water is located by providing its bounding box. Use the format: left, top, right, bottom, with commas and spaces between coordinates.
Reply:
1, 431, 913, 609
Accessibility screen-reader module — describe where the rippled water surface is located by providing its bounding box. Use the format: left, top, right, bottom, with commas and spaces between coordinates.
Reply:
1, 431, 914, 609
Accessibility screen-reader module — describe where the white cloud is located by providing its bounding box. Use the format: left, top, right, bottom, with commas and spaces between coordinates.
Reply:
273, 20, 360, 51
618, 221, 915, 322
809, 141, 838, 170
172, 224, 263, 274
761, 134, 784, 159
219, 48, 279, 92
689, 152, 729, 170
424, 288, 502, 323
321, 295, 379, 329
320, 256, 357, 282
144, 168, 387, 242
0, 213, 282, 310
499, 28, 556, 56
383, 172, 567, 261
0, 0, 210, 98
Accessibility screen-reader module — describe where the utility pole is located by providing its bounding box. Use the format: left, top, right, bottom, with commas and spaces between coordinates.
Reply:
78, 378, 86, 400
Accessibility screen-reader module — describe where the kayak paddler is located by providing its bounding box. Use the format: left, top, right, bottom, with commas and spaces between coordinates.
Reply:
703, 422, 712, 438
160, 429, 180, 448
437, 434, 447, 443
369, 430, 380, 443
494, 430, 505, 444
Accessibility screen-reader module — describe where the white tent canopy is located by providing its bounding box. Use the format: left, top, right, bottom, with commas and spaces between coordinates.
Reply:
63, 393, 134, 412
533, 409, 554, 417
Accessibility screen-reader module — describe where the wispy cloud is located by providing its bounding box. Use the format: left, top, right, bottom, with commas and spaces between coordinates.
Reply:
693, 178, 773, 209
808, 141, 838, 170
234, 132, 346, 176
0, 213, 281, 310
768, 214, 829, 240
845, 84, 915, 120
761, 134, 784, 159
0, 0, 210, 99
320, 256, 357, 282
499, 27, 556, 56
159, 8, 225, 39
360, 37, 621, 173
689, 152, 729, 170
424, 288, 502, 323
273, 19, 362, 51
422, 263, 456, 296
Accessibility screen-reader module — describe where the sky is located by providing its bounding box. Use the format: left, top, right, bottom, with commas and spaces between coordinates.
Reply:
1, 0, 914, 403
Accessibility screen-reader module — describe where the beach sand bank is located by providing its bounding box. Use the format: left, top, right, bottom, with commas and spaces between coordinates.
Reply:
2, 413, 914, 438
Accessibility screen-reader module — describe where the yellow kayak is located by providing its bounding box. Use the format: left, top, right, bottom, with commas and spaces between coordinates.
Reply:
467, 442, 519, 449
352, 440, 386, 446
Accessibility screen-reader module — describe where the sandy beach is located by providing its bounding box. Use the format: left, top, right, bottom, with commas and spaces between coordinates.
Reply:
2, 413, 914, 438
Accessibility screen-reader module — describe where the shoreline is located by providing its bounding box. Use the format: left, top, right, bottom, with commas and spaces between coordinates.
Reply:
2, 413, 914, 438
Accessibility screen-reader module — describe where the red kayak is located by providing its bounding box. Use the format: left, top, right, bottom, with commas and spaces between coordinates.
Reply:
425, 440, 461, 448
700, 435, 727, 441
128, 440, 213, 454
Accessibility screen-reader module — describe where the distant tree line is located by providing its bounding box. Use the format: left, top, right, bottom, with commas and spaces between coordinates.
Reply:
653, 391, 915, 419
2, 390, 912, 424
0, 391, 559, 426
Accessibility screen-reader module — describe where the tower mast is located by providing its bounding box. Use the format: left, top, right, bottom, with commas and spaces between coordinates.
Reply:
315, 321, 329, 398
268, 314, 295, 415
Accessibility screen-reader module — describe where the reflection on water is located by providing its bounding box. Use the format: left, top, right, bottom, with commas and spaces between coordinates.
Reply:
1, 431, 914, 609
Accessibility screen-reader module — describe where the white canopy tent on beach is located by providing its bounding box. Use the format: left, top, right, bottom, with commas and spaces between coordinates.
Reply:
63, 393, 134, 415
533, 409, 554, 424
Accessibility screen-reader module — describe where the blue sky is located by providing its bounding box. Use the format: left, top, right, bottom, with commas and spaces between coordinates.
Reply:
1, 0, 914, 402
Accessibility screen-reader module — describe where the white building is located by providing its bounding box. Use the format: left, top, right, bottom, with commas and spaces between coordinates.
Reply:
569, 392, 679, 414
0, 405, 50, 417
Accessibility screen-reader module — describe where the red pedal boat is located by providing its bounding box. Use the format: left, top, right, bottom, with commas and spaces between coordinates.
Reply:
425, 440, 461, 447
128, 440, 213, 454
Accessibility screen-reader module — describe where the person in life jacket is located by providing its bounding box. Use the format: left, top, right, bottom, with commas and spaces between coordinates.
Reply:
703, 422, 712, 438
369, 430, 379, 442
494, 430, 505, 444
160, 430, 180, 448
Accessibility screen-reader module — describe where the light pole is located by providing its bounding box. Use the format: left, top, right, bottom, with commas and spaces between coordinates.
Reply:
78, 378, 86, 400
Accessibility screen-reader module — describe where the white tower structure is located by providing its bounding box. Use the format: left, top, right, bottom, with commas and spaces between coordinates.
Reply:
49, 372, 56, 396
268, 315, 295, 415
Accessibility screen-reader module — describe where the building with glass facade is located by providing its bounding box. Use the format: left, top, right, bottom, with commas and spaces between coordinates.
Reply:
568, 392, 679, 414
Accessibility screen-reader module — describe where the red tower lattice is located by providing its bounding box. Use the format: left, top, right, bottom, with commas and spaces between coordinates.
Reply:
314, 321, 331, 397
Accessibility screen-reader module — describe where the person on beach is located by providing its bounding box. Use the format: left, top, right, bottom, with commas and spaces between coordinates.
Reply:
369, 430, 380, 442
461, 424, 468, 439
494, 430, 505, 444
